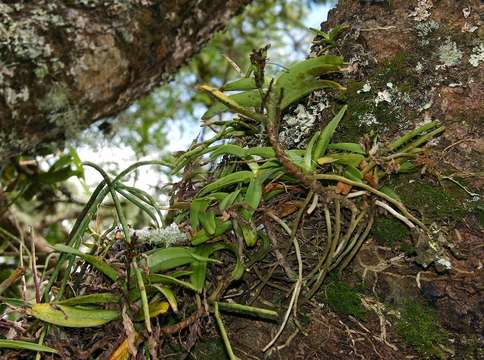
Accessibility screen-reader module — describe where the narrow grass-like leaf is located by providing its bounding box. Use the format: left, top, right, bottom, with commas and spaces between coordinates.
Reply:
400, 126, 445, 153
116, 187, 160, 227
198, 171, 253, 197
0, 340, 58, 354
52, 244, 119, 282
44, 160, 170, 301
148, 274, 197, 291
388, 121, 439, 152
314, 105, 347, 159
133, 261, 151, 332
328, 142, 366, 154
120, 185, 164, 226
129, 274, 197, 302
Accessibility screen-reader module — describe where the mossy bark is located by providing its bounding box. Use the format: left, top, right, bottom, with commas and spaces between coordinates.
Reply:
0, 0, 250, 158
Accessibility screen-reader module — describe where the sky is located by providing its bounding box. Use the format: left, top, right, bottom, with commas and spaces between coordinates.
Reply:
76, 2, 336, 195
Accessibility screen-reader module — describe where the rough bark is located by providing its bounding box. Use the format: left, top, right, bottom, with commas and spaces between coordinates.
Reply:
0, 0, 249, 157
304, 0, 482, 357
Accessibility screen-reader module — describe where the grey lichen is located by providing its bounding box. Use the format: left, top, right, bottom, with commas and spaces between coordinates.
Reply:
414, 20, 439, 46
437, 40, 463, 67
279, 91, 330, 148
4, 86, 30, 108
408, 0, 433, 22
38, 84, 82, 138
0, 130, 32, 155
131, 224, 187, 247
469, 42, 484, 67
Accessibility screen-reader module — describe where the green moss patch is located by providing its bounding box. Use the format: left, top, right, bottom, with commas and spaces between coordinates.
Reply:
372, 216, 410, 246
396, 301, 448, 358
320, 277, 366, 319
396, 180, 466, 223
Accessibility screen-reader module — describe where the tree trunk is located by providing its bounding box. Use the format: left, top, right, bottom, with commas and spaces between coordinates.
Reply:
0, 0, 249, 157
296, 0, 482, 357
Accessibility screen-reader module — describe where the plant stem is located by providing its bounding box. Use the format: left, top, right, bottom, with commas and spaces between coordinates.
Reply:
214, 302, 239, 360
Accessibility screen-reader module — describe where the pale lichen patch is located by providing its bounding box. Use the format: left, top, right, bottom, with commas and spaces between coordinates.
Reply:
468, 42, 484, 67
437, 40, 463, 67
414, 20, 439, 46
279, 91, 330, 148
408, 0, 433, 22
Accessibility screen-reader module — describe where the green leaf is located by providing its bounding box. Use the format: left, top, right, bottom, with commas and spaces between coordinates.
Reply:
378, 185, 402, 201
309, 27, 330, 40
190, 243, 243, 292
190, 199, 209, 229
54, 293, 120, 306
198, 171, 253, 197
389, 121, 440, 152
146, 247, 195, 273
343, 165, 363, 183
209, 144, 247, 159
51, 244, 119, 282
151, 285, 178, 313
274, 56, 345, 109
219, 189, 241, 211
221, 78, 258, 91
245, 176, 264, 212
31, 304, 120, 327
199, 86, 263, 121
239, 222, 257, 247
304, 131, 320, 171
134, 301, 170, 321
199, 210, 217, 235
328, 153, 365, 167
397, 161, 416, 173
314, 105, 348, 159
49, 154, 72, 172
328, 142, 366, 154
0, 339, 58, 354
36, 167, 80, 185
328, 24, 349, 40
68, 146, 85, 180
245, 147, 276, 158
147, 274, 197, 291
191, 221, 233, 246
